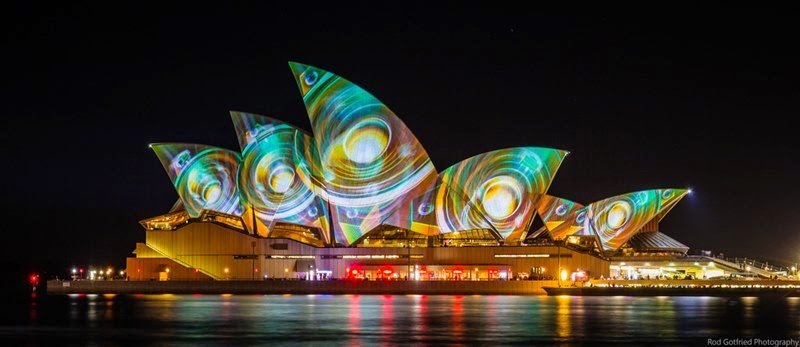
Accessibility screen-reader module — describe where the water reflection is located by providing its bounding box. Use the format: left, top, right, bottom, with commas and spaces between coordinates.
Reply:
555, 295, 570, 339
451, 296, 464, 344
348, 295, 361, 346
13, 294, 800, 345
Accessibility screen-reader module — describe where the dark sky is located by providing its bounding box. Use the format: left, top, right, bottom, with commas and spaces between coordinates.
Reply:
3, 4, 799, 270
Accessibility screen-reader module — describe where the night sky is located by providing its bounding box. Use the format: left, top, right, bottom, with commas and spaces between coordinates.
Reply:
3, 4, 799, 272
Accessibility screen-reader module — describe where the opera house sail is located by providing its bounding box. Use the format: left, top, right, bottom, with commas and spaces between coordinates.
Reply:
130, 62, 692, 282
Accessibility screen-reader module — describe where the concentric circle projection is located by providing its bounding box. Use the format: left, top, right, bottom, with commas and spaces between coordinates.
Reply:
417, 201, 434, 216
291, 62, 437, 244
480, 176, 522, 220
201, 181, 222, 204
268, 163, 295, 194
438, 147, 566, 240
303, 70, 319, 86
588, 189, 689, 251
604, 201, 631, 230
239, 124, 319, 219
343, 117, 391, 164
434, 181, 492, 233
316, 103, 433, 208
555, 203, 568, 216
159, 146, 242, 217
575, 210, 586, 224
231, 112, 330, 241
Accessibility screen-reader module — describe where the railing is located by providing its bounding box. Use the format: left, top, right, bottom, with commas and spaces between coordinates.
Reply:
724, 257, 789, 273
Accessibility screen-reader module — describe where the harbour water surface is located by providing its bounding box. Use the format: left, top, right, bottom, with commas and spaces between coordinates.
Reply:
4, 293, 799, 345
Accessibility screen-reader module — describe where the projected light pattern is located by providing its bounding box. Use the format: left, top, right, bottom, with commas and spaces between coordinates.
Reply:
437, 147, 567, 241
290, 62, 437, 244
231, 112, 330, 241
149, 62, 691, 249
585, 189, 688, 251
537, 195, 584, 235
389, 180, 495, 237
151, 144, 243, 218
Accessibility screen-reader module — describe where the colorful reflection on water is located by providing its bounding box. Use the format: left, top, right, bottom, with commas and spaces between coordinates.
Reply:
5, 293, 800, 345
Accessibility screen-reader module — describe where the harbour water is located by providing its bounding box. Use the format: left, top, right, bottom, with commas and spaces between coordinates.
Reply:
3, 292, 799, 345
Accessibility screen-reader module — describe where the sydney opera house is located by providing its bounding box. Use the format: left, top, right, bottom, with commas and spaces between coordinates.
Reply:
126, 62, 695, 282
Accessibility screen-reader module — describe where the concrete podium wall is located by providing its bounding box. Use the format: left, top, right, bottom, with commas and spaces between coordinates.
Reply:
47, 279, 558, 295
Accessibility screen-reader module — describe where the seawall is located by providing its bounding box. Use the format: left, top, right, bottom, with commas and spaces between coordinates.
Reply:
47, 279, 558, 295
543, 286, 800, 297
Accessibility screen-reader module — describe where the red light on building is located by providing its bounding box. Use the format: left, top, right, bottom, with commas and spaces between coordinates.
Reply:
79, 268, 84, 273
29, 274, 39, 285
137, 268, 141, 273
254, 268, 259, 273
352, 269, 358, 275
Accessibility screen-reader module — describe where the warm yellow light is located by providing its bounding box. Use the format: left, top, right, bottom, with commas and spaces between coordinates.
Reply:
606, 202, 629, 229
343, 119, 390, 164
268, 165, 295, 193
560, 269, 568, 281
165, 268, 170, 273
745, 266, 751, 271
481, 176, 520, 219
474, 268, 478, 272
224, 267, 229, 273
284, 268, 288, 273
120, 271, 124, 276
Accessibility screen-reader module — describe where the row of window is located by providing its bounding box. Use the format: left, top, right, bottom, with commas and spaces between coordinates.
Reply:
235, 254, 572, 260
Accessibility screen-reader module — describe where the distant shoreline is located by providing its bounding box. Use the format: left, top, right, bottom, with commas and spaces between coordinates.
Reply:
543, 286, 800, 297
46, 279, 800, 297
